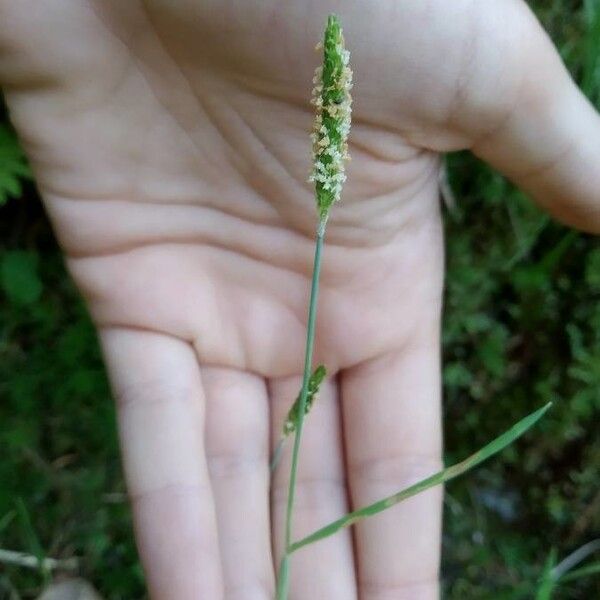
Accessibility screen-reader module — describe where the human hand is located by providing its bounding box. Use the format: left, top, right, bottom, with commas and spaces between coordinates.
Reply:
1, 2, 598, 598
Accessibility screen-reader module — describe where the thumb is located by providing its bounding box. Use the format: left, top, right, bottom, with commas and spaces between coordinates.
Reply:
469, 2, 600, 233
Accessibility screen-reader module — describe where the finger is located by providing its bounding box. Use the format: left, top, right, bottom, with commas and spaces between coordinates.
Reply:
270, 374, 357, 599
99, 328, 223, 599
464, 1, 600, 232
202, 366, 275, 599
341, 339, 443, 599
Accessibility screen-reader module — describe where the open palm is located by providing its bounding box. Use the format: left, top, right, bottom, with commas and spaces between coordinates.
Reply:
1, 1, 598, 598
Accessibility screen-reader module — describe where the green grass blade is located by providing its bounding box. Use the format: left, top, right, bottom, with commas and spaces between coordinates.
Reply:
15, 498, 50, 583
551, 538, 600, 580
536, 548, 558, 600
583, 0, 600, 100
534, 539, 600, 597
558, 562, 600, 584
289, 403, 552, 554
0, 510, 16, 534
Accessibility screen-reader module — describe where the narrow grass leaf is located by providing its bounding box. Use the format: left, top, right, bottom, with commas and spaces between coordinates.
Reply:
0, 510, 16, 534
551, 538, 600, 580
558, 562, 600, 584
15, 498, 49, 582
289, 403, 552, 553
536, 548, 558, 600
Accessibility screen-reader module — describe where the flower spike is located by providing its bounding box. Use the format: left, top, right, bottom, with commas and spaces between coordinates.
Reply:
309, 14, 353, 225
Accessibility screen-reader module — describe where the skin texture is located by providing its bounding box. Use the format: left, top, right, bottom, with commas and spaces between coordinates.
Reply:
1, 1, 599, 598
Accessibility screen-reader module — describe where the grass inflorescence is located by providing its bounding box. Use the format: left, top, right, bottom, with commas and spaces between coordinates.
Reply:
275, 13, 554, 599
309, 15, 353, 225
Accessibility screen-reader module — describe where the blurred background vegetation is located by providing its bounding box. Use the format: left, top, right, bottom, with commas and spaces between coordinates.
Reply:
0, 1, 599, 598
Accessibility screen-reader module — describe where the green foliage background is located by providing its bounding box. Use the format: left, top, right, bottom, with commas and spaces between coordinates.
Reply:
0, 1, 598, 598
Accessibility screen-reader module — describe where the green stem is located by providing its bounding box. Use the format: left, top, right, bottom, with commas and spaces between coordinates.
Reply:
276, 556, 290, 599
276, 223, 325, 600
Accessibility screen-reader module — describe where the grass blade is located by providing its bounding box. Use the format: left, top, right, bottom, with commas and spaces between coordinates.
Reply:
0, 511, 16, 534
289, 403, 552, 553
536, 548, 558, 600
558, 562, 600, 584
551, 538, 600, 580
15, 498, 50, 583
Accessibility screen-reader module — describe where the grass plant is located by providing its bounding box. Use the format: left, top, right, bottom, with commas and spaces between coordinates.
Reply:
274, 14, 553, 598
0, 3, 598, 598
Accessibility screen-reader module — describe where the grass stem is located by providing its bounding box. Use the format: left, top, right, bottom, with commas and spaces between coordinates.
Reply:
276, 224, 325, 600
